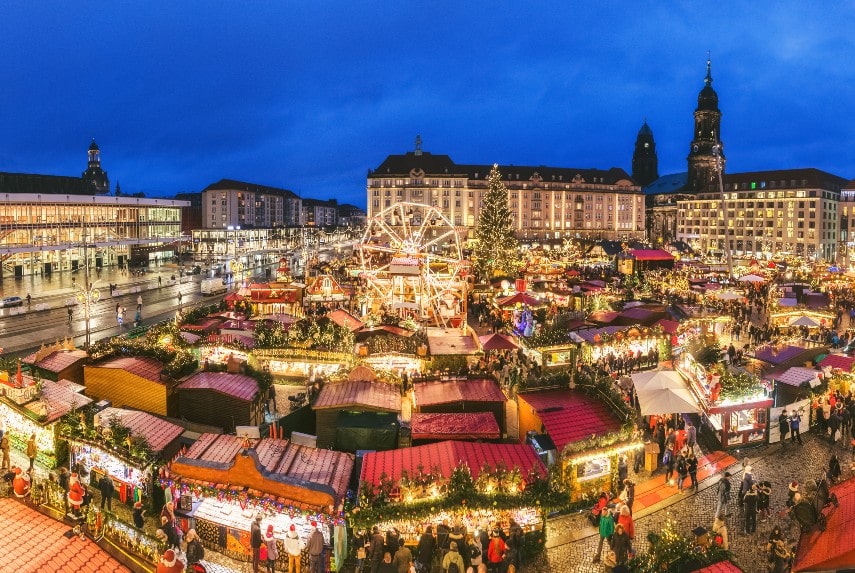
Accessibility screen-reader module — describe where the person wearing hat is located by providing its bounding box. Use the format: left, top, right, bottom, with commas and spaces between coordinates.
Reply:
711, 513, 729, 550
251, 514, 264, 573
12, 467, 31, 499
441, 541, 465, 573
186, 529, 205, 569
67, 472, 84, 514
132, 500, 146, 529
787, 482, 801, 508
263, 524, 279, 573
155, 548, 185, 573
307, 521, 324, 573
284, 523, 304, 573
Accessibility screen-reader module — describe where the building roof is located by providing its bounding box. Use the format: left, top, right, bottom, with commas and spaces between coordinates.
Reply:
24, 378, 93, 424
359, 440, 545, 487
313, 380, 401, 412
629, 249, 675, 261
721, 168, 848, 190
793, 478, 855, 572
414, 378, 506, 407
0, 498, 131, 572
181, 433, 353, 505
691, 560, 744, 573
771, 366, 820, 388
425, 327, 479, 355
178, 372, 260, 402
95, 356, 164, 383
643, 172, 689, 195
410, 412, 500, 441
202, 178, 298, 199
753, 344, 827, 368
518, 390, 622, 452
818, 354, 855, 371
0, 172, 92, 195
325, 309, 364, 332
21, 349, 88, 372
96, 408, 184, 453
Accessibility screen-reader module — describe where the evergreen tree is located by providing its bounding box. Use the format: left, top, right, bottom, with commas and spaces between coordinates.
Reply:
473, 164, 520, 279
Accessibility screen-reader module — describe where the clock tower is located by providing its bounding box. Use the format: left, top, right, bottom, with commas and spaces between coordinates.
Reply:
687, 58, 723, 193
632, 120, 658, 187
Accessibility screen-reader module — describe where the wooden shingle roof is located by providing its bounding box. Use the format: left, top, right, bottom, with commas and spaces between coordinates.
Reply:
313, 380, 401, 412
96, 356, 164, 383
414, 378, 506, 407
178, 372, 260, 402
96, 408, 183, 453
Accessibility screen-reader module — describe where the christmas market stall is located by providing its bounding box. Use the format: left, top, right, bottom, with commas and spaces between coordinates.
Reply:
62, 407, 184, 506
572, 325, 670, 371
0, 370, 92, 469
21, 339, 88, 385
164, 433, 353, 570
517, 387, 639, 501
354, 440, 557, 558
676, 352, 773, 449
177, 372, 267, 432
312, 378, 401, 450
412, 377, 507, 436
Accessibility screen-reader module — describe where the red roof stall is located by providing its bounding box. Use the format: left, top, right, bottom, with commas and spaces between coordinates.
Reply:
517, 389, 639, 501
410, 412, 500, 442
312, 380, 402, 450
618, 249, 675, 274
167, 433, 353, 565
413, 378, 507, 436
793, 478, 855, 572
177, 372, 266, 432
357, 441, 546, 544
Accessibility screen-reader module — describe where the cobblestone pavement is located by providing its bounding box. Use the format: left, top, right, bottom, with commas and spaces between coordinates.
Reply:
528, 432, 851, 573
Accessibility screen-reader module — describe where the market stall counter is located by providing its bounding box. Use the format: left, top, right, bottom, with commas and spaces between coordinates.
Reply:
164, 433, 353, 571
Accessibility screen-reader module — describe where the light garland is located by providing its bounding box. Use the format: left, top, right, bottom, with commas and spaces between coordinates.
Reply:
564, 440, 644, 468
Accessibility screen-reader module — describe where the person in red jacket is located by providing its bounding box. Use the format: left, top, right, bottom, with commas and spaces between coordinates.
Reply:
618, 504, 635, 540
486, 529, 506, 573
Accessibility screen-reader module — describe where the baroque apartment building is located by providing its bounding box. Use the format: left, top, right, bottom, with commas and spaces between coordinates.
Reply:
368, 141, 645, 242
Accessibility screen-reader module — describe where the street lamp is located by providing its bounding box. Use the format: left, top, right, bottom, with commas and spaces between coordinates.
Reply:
76, 237, 101, 348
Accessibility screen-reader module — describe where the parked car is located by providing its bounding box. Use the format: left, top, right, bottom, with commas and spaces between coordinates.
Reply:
0, 296, 24, 307
189, 265, 202, 275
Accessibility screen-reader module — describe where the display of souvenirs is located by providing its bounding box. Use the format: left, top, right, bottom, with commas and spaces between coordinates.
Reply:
371, 506, 540, 545
68, 441, 149, 501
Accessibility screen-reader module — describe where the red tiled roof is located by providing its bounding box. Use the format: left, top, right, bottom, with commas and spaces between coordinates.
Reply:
411, 412, 500, 440
360, 441, 545, 487
178, 372, 260, 401
325, 309, 364, 332
794, 477, 855, 572
184, 433, 245, 463
518, 390, 622, 451
21, 349, 88, 372
819, 354, 855, 371
313, 380, 401, 412
414, 378, 506, 407
655, 318, 680, 334
629, 249, 675, 261
96, 408, 184, 453
0, 498, 131, 572
97, 356, 164, 383
691, 560, 744, 573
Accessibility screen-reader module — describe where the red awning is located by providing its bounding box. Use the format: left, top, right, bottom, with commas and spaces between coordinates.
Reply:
479, 333, 519, 351
496, 292, 545, 307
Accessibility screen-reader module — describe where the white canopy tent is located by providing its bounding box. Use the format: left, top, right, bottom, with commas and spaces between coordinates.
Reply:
631, 370, 701, 415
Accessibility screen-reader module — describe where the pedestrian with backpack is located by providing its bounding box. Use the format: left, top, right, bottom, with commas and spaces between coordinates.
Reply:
442, 541, 465, 573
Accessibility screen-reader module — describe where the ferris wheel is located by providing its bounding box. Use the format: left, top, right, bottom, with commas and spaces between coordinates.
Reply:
358, 202, 467, 328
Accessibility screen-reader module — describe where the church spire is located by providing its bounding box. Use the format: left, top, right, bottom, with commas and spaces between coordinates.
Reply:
705, 53, 713, 86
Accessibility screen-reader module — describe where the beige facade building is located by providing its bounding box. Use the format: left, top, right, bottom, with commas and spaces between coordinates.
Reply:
676, 168, 847, 262
368, 144, 645, 242
202, 179, 302, 229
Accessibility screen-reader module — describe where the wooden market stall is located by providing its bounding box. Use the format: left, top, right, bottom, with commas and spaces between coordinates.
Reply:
84, 356, 179, 417
311, 379, 401, 450
21, 340, 88, 385
165, 433, 353, 569
676, 352, 773, 449
0, 373, 93, 468
409, 412, 500, 444
356, 440, 547, 546
412, 377, 507, 436
177, 372, 266, 432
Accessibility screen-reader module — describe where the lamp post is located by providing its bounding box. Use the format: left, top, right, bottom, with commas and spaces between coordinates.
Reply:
75, 237, 101, 348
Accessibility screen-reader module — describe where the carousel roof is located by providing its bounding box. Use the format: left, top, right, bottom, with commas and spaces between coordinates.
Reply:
517, 389, 621, 451
359, 440, 544, 487
793, 478, 855, 572
414, 378, 506, 407
410, 412, 500, 441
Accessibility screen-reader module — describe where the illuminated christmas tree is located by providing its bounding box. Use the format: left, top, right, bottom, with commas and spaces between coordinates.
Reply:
473, 164, 520, 280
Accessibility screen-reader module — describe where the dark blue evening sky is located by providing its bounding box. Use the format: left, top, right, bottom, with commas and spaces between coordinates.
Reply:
1, 3, 854, 207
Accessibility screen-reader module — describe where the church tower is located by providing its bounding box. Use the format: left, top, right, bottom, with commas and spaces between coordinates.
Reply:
82, 139, 110, 194
632, 121, 658, 186
687, 58, 723, 193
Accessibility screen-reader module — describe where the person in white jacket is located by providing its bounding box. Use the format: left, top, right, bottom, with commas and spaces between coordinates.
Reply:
284, 524, 304, 573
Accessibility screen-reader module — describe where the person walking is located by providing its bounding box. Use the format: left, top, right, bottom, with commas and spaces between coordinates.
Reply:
26, 433, 37, 471
370, 526, 385, 573
715, 471, 732, 519
264, 524, 279, 573
663, 445, 676, 486
790, 410, 803, 445
828, 453, 842, 483
592, 506, 615, 563
137, 294, 143, 312
307, 523, 324, 573
620, 479, 636, 514
0, 433, 10, 472
178, 291, 183, 305
686, 450, 699, 491
415, 525, 435, 573
441, 541, 465, 573
743, 483, 759, 534
675, 449, 688, 493
758, 481, 772, 522
611, 523, 632, 566
67, 304, 73, 324
251, 514, 264, 573
685, 421, 697, 453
